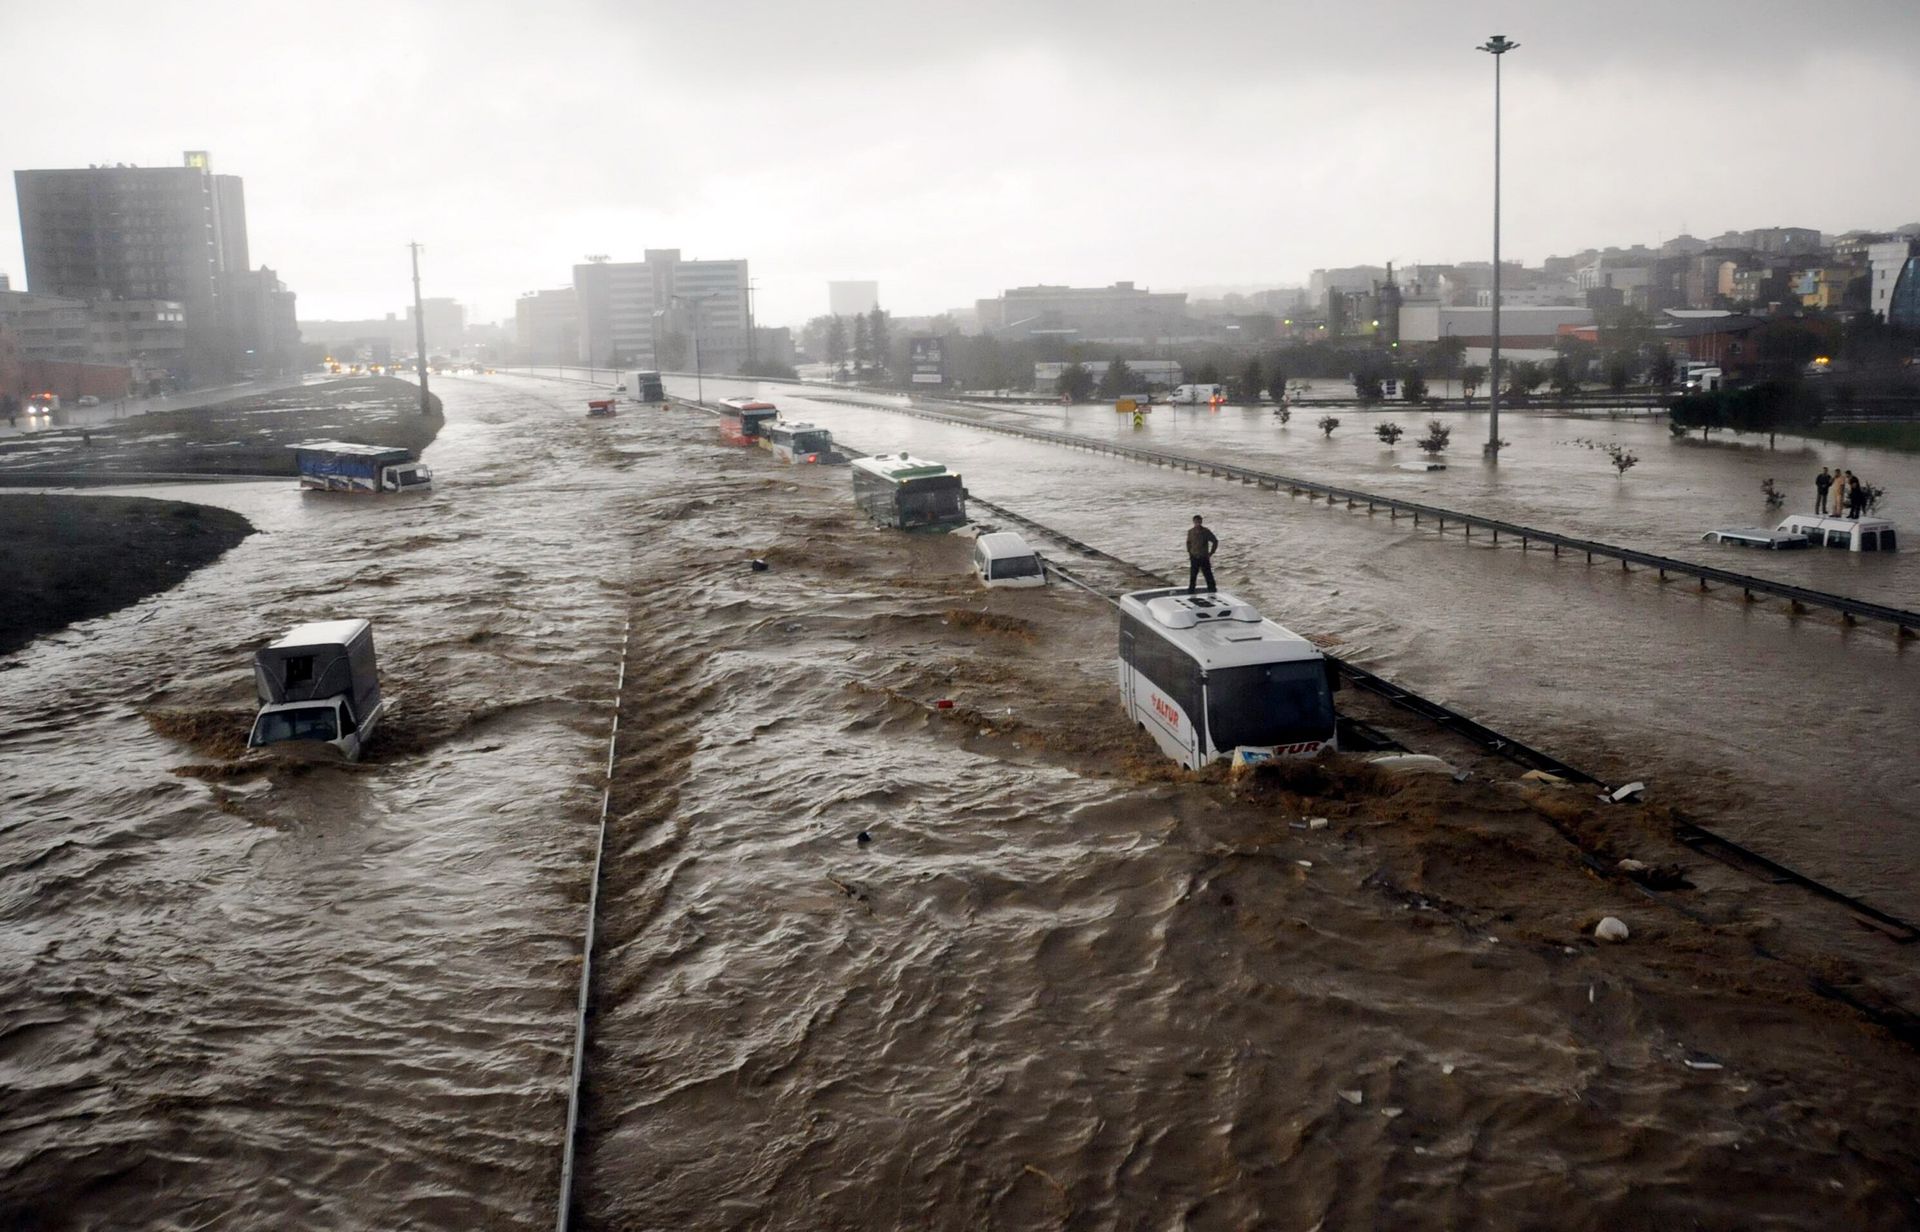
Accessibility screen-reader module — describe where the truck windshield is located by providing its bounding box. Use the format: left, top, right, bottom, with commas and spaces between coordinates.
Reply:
255, 706, 340, 745
1206, 662, 1334, 750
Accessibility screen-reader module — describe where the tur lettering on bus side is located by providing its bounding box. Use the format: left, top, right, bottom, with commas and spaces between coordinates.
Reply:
1153, 695, 1180, 727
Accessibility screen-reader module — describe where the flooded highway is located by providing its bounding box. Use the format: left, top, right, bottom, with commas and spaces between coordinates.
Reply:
0, 375, 642, 1227
6, 373, 1920, 1230
696, 378, 1920, 922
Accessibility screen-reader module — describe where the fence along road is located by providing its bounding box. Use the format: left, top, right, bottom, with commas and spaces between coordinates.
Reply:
809, 393, 1920, 638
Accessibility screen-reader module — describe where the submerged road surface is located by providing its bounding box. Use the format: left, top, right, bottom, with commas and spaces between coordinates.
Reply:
5, 373, 1920, 1229
0, 375, 654, 1228
691, 377, 1920, 922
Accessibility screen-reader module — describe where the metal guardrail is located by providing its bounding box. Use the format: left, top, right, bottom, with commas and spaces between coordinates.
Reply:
965, 492, 1918, 948
816, 394, 1920, 637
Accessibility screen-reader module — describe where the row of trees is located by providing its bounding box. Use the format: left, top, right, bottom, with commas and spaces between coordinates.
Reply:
1668, 380, 1825, 447
805, 307, 894, 379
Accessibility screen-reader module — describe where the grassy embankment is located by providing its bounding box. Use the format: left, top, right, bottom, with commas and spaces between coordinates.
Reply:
0, 376, 442, 480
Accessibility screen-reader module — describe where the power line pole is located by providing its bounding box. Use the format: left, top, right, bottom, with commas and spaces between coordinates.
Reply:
409, 241, 432, 415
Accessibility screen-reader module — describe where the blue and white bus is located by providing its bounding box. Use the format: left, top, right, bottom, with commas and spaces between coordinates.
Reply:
1117, 588, 1337, 769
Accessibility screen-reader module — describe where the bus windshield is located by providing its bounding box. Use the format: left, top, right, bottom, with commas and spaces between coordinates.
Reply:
1206, 661, 1334, 749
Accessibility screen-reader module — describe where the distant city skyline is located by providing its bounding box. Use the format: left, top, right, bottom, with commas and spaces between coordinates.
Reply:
7, 0, 1920, 328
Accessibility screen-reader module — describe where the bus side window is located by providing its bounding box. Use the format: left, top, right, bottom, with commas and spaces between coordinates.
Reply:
1883, 529, 1897, 551
1862, 530, 1879, 552
1827, 529, 1850, 549
1323, 657, 1342, 694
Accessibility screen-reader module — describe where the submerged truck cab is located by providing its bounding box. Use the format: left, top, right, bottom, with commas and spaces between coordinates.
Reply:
293, 441, 433, 493
249, 619, 387, 761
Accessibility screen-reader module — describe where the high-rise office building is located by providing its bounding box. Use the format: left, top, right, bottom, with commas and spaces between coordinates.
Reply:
14, 150, 268, 379
573, 249, 750, 371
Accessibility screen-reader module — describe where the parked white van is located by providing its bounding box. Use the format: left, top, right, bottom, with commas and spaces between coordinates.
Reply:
972, 531, 1046, 587
1169, 384, 1227, 404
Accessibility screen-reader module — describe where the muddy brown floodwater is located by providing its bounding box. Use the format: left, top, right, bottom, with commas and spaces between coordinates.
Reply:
576, 397, 1920, 1230
4, 374, 1920, 1231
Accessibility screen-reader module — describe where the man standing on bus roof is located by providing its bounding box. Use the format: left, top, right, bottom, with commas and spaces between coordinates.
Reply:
1186, 515, 1218, 593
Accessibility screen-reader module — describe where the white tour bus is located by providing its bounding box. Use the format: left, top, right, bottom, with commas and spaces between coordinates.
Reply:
764, 420, 835, 463
1117, 588, 1338, 769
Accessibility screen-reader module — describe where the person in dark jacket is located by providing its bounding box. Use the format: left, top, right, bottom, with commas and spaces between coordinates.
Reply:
1848, 472, 1867, 518
1815, 467, 1832, 514
1186, 515, 1218, 593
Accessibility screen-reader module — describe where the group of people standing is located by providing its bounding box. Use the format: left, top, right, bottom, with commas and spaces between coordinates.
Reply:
1815, 467, 1873, 519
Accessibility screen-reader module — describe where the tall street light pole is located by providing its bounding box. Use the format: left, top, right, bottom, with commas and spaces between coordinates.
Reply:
669, 293, 717, 404
409, 241, 432, 415
1478, 33, 1517, 459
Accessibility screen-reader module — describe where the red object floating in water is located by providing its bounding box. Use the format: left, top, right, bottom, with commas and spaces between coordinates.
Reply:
935, 698, 954, 709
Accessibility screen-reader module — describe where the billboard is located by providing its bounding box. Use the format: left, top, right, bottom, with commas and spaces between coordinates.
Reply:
909, 336, 947, 386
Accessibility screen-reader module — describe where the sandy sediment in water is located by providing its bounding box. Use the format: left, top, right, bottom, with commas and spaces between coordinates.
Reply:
574, 434, 1920, 1230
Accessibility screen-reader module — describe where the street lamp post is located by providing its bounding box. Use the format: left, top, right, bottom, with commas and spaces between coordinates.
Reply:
1478, 33, 1518, 458
669, 292, 718, 405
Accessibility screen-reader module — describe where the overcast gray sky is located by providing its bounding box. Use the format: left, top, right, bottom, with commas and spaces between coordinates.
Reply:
6, 0, 1918, 327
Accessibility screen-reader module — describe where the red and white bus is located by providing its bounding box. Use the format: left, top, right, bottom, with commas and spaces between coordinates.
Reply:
718, 397, 778, 446
1117, 588, 1337, 769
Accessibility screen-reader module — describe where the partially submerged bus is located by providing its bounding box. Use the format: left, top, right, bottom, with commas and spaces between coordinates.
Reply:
630, 370, 666, 403
1117, 588, 1337, 769
850, 453, 968, 531
765, 420, 835, 463
718, 398, 778, 445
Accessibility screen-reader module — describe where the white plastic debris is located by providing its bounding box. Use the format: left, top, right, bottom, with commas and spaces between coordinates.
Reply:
1440, 1063, 1455, 1076
1683, 1059, 1724, 1071
1367, 753, 1456, 776
1606, 781, 1647, 804
1617, 858, 1650, 873
1594, 916, 1631, 942
1382, 1107, 1404, 1119
1296, 860, 1313, 869
1307, 817, 1330, 830
1520, 769, 1566, 784
1338, 1089, 1364, 1106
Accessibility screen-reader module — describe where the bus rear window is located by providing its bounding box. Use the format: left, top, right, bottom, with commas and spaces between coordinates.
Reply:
1206, 662, 1335, 750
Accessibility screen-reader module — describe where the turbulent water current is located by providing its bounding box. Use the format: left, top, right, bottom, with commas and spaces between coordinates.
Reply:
4, 374, 1919, 1230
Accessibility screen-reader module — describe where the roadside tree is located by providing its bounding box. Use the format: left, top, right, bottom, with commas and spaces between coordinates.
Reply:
1418, 419, 1451, 455
1376, 422, 1404, 446
1097, 358, 1135, 399
1056, 363, 1095, 403
1318, 415, 1340, 437
826, 316, 848, 376
1237, 358, 1264, 404
1401, 368, 1428, 402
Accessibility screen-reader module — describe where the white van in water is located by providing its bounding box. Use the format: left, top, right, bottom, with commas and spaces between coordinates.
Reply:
972, 531, 1045, 588
1117, 588, 1338, 769
1169, 383, 1227, 405
1775, 514, 1898, 552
